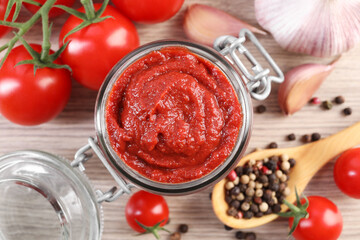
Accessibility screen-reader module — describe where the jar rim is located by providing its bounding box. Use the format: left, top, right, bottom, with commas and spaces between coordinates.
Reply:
94, 40, 253, 195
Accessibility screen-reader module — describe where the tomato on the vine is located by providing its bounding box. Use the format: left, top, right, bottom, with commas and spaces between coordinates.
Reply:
125, 190, 169, 234
334, 148, 360, 199
0, 0, 14, 38
288, 196, 343, 240
0, 45, 72, 126
59, 4, 139, 90
112, 0, 184, 24
24, 0, 76, 18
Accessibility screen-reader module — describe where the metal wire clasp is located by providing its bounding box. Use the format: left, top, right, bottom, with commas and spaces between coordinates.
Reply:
72, 137, 136, 203
214, 29, 284, 100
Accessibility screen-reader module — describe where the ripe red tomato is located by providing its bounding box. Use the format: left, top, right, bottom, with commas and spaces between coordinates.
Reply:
59, 4, 139, 90
23, 0, 76, 18
334, 148, 360, 199
112, 0, 184, 24
0, 0, 14, 38
0, 45, 72, 126
125, 190, 169, 233
289, 196, 343, 240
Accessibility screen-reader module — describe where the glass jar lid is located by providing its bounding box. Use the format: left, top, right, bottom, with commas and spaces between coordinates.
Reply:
0, 150, 102, 240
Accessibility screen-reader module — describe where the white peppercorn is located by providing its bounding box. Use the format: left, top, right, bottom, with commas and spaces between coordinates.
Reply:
246, 188, 255, 197
241, 202, 250, 211
255, 182, 263, 189
248, 180, 256, 189
249, 173, 256, 181
255, 189, 263, 197
280, 174, 288, 183
259, 202, 269, 212
226, 181, 235, 190
281, 154, 289, 162
275, 170, 283, 179
236, 193, 245, 201
233, 177, 240, 185
283, 187, 291, 196
241, 175, 250, 184
281, 161, 290, 171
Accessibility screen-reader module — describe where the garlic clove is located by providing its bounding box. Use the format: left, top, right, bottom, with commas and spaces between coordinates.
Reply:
278, 59, 338, 115
183, 4, 266, 46
255, 0, 360, 57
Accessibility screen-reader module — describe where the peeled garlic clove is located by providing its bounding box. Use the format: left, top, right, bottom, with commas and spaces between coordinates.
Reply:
278, 59, 338, 115
183, 4, 266, 46
255, 0, 360, 57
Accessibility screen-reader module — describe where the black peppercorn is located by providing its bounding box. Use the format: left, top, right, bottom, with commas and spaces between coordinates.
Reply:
265, 161, 277, 172
268, 142, 278, 149
225, 195, 232, 204
270, 183, 279, 192
227, 207, 238, 217
322, 100, 333, 110
272, 204, 282, 213
302, 134, 312, 143
243, 166, 253, 175
235, 231, 246, 239
311, 132, 321, 142
209, 192, 212, 200
231, 187, 241, 196
178, 224, 188, 233
245, 232, 257, 240
343, 107, 352, 116
268, 174, 277, 183
239, 184, 247, 193
243, 211, 254, 219
250, 204, 259, 213
334, 96, 345, 104
256, 105, 266, 114
287, 133, 296, 141
224, 225, 233, 231
263, 190, 272, 201
255, 212, 263, 218
259, 175, 268, 184
230, 200, 241, 209
289, 158, 296, 168
235, 166, 243, 176
270, 155, 279, 162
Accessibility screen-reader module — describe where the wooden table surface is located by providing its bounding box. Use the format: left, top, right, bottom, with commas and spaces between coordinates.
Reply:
1, 0, 360, 239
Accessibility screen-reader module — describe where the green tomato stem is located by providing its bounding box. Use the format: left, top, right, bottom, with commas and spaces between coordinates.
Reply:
80, 0, 96, 20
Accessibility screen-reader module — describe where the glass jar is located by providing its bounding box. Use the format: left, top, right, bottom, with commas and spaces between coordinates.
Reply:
0, 29, 283, 240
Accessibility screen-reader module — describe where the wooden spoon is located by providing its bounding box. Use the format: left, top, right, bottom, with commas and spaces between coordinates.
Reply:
212, 122, 360, 229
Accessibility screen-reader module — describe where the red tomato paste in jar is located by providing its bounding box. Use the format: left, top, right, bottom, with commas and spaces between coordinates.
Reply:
105, 47, 242, 183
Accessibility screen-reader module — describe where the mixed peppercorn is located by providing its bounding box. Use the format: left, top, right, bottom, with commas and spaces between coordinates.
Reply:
225, 155, 295, 219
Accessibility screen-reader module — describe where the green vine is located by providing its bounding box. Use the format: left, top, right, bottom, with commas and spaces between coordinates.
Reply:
0, 0, 111, 70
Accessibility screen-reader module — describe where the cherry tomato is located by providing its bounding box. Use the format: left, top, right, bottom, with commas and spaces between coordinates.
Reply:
0, 0, 14, 38
0, 45, 72, 126
112, 0, 184, 24
125, 190, 169, 233
289, 196, 343, 240
59, 4, 139, 90
334, 148, 360, 199
23, 0, 76, 18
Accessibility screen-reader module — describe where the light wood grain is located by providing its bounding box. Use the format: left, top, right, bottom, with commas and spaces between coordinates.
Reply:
0, 0, 360, 239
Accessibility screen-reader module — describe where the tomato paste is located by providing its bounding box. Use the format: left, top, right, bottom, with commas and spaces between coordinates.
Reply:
106, 47, 242, 183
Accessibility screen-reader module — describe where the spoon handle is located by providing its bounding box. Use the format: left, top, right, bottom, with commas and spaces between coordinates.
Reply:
296, 121, 360, 185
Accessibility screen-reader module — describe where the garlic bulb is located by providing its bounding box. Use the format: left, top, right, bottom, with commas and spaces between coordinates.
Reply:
255, 0, 360, 57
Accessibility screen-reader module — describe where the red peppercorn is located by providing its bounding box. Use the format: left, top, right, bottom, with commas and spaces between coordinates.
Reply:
237, 211, 243, 219
310, 97, 321, 104
227, 170, 237, 181
261, 166, 269, 174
